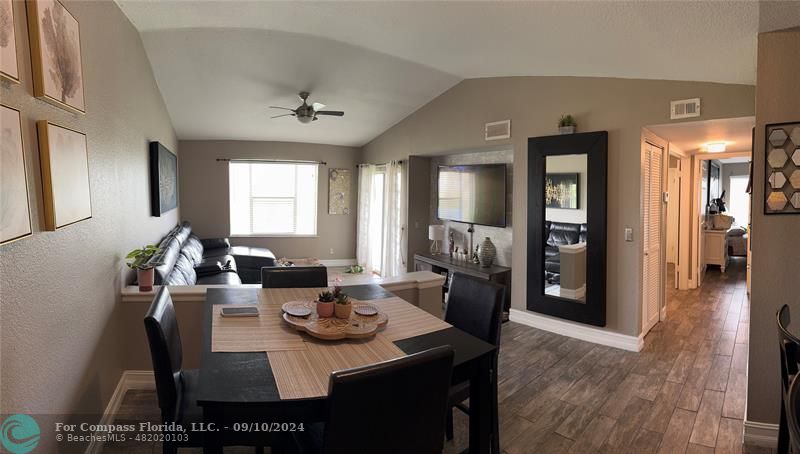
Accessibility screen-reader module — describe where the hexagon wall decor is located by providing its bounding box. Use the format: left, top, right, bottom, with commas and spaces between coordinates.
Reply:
769, 128, 788, 147
764, 122, 800, 214
769, 148, 789, 168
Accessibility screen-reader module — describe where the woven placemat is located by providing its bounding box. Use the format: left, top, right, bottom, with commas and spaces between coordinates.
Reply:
267, 334, 405, 399
211, 304, 306, 352
368, 297, 451, 341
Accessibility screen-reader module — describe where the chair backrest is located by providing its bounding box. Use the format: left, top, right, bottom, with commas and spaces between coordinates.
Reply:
144, 287, 184, 422
787, 373, 800, 453
445, 272, 505, 347
261, 266, 328, 288
322, 346, 454, 454
778, 305, 800, 394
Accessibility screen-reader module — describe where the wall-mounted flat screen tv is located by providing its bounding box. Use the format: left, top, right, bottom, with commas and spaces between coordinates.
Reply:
437, 164, 507, 227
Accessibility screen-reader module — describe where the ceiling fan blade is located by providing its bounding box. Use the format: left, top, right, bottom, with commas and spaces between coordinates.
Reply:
269, 106, 295, 111
312, 102, 326, 112
271, 113, 295, 119
315, 111, 344, 117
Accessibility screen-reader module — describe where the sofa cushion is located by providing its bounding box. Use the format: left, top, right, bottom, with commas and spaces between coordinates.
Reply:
546, 222, 581, 248
197, 271, 242, 285
182, 235, 204, 266
197, 255, 237, 272
152, 237, 183, 285
164, 254, 197, 286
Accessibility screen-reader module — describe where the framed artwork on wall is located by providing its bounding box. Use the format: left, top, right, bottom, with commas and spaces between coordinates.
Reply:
328, 168, 351, 215
149, 142, 178, 217
545, 173, 580, 209
1, 105, 32, 244
0, 0, 20, 83
27, 0, 85, 113
764, 121, 800, 215
37, 120, 92, 230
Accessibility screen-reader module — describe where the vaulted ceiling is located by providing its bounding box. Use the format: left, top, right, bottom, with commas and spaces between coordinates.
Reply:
116, 1, 770, 147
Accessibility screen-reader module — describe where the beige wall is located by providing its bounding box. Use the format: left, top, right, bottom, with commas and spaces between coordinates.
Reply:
747, 27, 800, 426
178, 140, 361, 260
364, 76, 754, 336
0, 0, 177, 451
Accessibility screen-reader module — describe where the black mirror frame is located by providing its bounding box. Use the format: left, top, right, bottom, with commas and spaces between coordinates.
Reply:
527, 131, 607, 327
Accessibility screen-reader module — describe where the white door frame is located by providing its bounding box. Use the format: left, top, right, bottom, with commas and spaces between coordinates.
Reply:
641, 129, 669, 333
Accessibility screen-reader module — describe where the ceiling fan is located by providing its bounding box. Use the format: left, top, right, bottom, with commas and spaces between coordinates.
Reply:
270, 92, 344, 124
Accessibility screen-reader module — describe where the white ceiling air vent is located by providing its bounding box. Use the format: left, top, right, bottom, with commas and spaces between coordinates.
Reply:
485, 120, 511, 141
670, 98, 701, 120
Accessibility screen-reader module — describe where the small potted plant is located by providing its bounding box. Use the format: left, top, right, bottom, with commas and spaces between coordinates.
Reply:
558, 114, 577, 134
333, 286, 352, 319
126, 244, 161, 292
316, 289, 335, 318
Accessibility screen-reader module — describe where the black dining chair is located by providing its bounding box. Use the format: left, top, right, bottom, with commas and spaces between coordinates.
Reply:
444, 272, 505, 454
293, 346, 455, 454
787, 373, 800, 454
777, 305, 800, 454
261, 266, 328, 288
144, 287, 271, 454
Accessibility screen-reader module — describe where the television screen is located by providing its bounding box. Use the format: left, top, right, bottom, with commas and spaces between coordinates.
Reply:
437, 164, 507, 227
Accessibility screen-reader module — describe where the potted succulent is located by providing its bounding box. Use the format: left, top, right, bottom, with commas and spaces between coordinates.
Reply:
316, 289, 336, 318
558, 114, 577, 134
126, 244, 161, 292
333, 286, 352, 319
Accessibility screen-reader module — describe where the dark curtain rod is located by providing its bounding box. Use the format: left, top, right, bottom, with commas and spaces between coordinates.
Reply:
357, 160, 404, 167
216, 158, 327, 165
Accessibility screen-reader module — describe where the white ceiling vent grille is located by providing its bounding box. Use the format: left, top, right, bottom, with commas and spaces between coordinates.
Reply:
485, 120, 511, 141
670, 98, 701, 120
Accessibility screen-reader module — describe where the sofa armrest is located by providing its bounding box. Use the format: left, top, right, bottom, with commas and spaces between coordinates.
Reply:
200, 237, 230, 250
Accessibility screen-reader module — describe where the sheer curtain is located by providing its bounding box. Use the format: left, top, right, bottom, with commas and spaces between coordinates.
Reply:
356, 161, 406, 277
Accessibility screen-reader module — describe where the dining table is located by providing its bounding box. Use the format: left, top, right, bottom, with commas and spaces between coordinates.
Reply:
196, 284, 497, 454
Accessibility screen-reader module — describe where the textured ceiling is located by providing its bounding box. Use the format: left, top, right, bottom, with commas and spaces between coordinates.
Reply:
116, 1, 765, 146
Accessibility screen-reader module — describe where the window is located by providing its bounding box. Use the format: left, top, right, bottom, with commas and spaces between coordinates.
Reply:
229, 161, 318, 236
728, 175, 750, 227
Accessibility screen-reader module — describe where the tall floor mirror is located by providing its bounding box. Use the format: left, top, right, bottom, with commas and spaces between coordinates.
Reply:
527, 131, 608, 326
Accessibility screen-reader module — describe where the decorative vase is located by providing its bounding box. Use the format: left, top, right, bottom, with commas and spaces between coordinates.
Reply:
479, 237, 497, 268
317, 301, 335, 318
334, 303, 352, 319
137, 267, 155, 292
559, 125, 576, 135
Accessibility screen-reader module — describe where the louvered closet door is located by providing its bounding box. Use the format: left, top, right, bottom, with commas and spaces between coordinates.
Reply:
642, 142, 664, 334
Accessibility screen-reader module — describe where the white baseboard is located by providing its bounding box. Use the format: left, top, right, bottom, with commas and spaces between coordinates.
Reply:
509, 309, 644, 352
85, 371, 155, 454
743, 419, 779, 448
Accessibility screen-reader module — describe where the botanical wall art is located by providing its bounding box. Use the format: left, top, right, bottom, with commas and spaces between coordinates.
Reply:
328, 168, 351, 214
37, 120, 92, 230
1, 105, 32, 244
27, 0, 85, 113
764, 121, 800, 215
149, 142, 178, 216
545, 173, 580, 209
0, 0, 19, 83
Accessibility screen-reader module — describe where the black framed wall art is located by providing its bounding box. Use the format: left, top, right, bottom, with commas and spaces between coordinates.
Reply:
149, 142, 178, 217
764, 121, 800, 215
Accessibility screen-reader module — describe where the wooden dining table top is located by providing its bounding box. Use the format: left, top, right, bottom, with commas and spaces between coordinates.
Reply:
196, 284, 497, 410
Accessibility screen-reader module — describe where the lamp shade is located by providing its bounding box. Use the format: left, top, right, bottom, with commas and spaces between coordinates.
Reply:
428, 225, 445, 241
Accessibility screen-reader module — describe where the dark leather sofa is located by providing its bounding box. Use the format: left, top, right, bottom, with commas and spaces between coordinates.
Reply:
148, 222, 276, 285
544, 221, 587, 284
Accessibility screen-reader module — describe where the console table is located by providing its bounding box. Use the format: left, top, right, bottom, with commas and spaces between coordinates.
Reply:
413, 252, 512, 315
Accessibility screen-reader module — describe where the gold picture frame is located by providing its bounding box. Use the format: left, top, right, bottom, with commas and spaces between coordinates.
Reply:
0, 0, 21, 83
27, 0, 86, 114
37, 120, 92, 230
1, 104, 32, 245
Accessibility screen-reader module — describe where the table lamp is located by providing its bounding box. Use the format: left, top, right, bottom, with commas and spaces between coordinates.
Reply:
429, 225, 445, 255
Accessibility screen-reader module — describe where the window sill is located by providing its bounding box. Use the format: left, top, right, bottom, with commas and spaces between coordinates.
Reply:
230, 234, 320, 238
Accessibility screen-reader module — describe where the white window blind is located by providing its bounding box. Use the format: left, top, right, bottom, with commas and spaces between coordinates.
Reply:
229, 161, 317, 236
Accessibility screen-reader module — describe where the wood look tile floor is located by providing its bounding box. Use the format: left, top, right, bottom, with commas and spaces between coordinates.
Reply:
104, 257, 771, 454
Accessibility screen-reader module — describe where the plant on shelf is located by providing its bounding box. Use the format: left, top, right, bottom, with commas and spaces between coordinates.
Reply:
316, 289, 336, 318
333, 287, 352, 319
344, 264, 365, 274
125, 245, 161, 292
558, 114, 577, 134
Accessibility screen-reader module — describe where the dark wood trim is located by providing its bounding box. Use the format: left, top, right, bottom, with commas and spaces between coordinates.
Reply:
527, 131, 608, 326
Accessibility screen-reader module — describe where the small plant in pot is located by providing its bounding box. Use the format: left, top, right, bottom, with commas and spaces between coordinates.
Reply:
316, 290, 336, 318
333, 287, 352, 319
558, 114, 577, 134
126, 245, 161, 292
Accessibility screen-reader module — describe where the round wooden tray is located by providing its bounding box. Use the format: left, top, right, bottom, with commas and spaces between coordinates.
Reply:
281, 301, 389, 340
